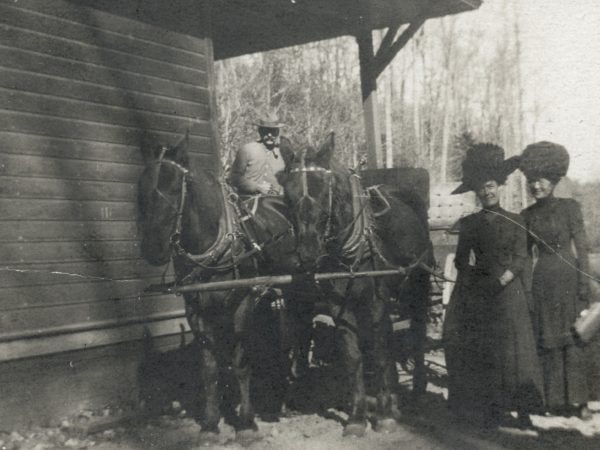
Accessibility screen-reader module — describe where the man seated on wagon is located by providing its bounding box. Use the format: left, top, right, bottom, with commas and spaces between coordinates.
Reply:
229, 114, 285, 196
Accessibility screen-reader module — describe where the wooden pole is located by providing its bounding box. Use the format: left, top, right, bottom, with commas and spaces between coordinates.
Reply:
356, 20, 425, 170
385, 65, 394, 168
149, 267, 411, 295
357, 30, 382, 169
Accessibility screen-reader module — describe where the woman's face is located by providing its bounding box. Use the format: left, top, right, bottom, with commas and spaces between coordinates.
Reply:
475, 180, 500, 208
528, 177, 555, 200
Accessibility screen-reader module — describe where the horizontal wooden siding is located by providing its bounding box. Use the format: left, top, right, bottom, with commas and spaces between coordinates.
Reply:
0, 0, 215, 361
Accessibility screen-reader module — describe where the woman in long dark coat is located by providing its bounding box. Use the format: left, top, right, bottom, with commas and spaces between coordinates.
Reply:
520, 141, 594, 419
444, 144, 544, 428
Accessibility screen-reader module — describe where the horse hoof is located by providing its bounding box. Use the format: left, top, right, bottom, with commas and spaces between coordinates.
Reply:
197, 431, 220, 447
260, 412, 280, 422
374, 418, 400, 434
342, 421, 367, 437
236, 428, 262, 446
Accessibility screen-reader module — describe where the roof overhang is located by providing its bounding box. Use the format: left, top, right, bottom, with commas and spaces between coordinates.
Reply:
72, 1, 481, 60
211, 0, 482, 59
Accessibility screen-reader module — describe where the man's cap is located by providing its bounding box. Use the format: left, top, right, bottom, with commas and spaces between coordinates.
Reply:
253, 113, 284, 129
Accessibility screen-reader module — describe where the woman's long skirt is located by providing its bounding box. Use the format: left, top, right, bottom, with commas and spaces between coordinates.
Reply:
444, 276, 543, 416
532, 252, 594, 407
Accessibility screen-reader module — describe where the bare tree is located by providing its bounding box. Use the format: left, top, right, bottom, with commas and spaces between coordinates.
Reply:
216, 0, 538, 210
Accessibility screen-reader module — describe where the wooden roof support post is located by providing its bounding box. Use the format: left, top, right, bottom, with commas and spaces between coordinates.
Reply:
357, 18, 425, 169
357, 30, 382, 169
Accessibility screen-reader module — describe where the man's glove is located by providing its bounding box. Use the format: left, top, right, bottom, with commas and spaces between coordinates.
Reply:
256, 181, 272, 195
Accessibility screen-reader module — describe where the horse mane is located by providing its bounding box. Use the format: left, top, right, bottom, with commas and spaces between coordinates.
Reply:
329, 158, 354, 223
382, 187, 429, 230
327, 155, 431, 265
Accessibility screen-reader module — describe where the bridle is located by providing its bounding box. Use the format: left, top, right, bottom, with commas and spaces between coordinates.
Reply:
149, 147, 290, 278
289, 148, 334, 240
152, 146, 190, 249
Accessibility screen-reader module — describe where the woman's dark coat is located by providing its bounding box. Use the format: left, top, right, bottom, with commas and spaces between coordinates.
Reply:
444, 205, 543, 416
522, 196, 595, 407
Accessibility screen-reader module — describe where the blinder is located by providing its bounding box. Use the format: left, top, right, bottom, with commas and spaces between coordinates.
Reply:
152, 146, 190, 245
288, 149, 334, 239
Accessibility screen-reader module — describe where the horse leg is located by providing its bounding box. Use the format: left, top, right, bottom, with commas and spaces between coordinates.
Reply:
370, 294, 401, 433
185, 299, 221, 445
272, 295, 294, 417
284, 294, 314, 381
409, 270, 429, 396
281, 293, 314, 413
232, 294, 261, 445
330, 300, 367, 437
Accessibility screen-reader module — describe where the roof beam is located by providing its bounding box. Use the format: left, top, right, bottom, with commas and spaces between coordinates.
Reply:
375, 20, 402, 59
373, 18, 425, 80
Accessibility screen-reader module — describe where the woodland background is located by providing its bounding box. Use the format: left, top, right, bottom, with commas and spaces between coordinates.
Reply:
214, 0, 600, 252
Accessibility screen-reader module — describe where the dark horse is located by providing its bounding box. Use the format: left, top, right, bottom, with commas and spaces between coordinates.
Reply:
137, 134, 310, 444
277, 133, 433, 436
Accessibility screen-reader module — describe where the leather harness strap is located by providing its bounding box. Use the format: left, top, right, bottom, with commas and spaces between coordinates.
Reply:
152, 156, 282, 285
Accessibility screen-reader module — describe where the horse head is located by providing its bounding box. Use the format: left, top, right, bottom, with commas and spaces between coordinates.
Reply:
138, 133, 191, 266
278, 133, 353, 270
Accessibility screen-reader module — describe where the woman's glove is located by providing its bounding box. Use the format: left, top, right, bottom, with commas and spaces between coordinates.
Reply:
499, 270, 515, 286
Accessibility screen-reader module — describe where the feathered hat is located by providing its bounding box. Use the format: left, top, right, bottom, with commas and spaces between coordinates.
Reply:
519, 141, 569, 182
451, 143, 521, 195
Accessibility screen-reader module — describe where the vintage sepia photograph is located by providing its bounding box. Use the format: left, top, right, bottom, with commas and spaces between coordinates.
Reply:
1, 0, 599, 448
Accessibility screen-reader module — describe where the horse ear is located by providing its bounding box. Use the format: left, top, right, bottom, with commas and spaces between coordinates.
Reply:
279, 136, 296, 167
139, 133, 158, 165
315, 132, 335, 167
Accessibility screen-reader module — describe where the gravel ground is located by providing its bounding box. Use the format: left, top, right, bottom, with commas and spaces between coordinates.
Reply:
3, 351, 600, 450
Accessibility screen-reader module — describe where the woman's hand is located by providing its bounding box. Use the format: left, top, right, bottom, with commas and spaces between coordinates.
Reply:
499, 270, 515, 287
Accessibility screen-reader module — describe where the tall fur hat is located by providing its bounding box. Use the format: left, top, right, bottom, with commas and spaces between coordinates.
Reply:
452, 143, 520, 195
519, 141, 569, 181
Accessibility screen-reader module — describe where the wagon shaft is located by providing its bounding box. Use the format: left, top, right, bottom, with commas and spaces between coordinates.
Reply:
147, 267, 413, 294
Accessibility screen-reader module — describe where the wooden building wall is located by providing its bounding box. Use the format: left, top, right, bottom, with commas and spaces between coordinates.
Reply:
0, 0, 216, 426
